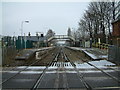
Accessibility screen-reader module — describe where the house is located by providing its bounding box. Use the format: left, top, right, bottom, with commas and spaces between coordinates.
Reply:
112, 18, 120, 46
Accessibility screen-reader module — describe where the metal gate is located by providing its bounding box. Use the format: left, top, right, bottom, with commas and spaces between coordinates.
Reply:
108, 45, 120, 63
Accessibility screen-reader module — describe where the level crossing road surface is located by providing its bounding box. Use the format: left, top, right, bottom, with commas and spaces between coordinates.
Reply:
2, 60, 120, 90
1, 47, 120, 90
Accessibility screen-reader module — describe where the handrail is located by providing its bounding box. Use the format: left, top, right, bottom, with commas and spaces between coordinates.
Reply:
92, 42, 110, 49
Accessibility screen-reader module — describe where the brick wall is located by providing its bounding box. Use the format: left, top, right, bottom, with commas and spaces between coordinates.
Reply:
112, 19, 120, 46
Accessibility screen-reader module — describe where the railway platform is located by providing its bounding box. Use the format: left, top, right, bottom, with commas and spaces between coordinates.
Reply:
15, 47, 53, 60
67, 47, 108, 60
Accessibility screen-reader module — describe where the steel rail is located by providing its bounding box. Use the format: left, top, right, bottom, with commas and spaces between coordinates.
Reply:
1, 47, 56, 85
105, 65, 120, 74
31, 51, 60, 90
77, 56, 120, 83
31, 62, 52, 90
87, 62, 120, 83
1, 58, 43, 85
67, 46, 120, 83
60, 48, 69, 89
62, 48, 92, 90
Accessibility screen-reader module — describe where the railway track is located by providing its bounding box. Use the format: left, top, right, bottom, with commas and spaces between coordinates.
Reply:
64, 47, 120, 90
31, 50, 61, 90
76, 54, 120, 83
2, 47, 68, 89
1, 47, 57, 84
31, 47, 70, 90
31, 47, 92, 90
2, 47, 120, 90
62, 48, 92, 90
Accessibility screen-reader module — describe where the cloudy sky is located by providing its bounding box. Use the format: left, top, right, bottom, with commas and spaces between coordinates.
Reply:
2, 2, 89, 36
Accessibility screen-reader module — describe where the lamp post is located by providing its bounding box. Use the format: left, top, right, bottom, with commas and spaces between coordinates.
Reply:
20, 20, 29, 49
24, 33, 27, 49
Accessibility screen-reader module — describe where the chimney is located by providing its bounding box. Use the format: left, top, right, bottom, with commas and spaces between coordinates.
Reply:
41, 34, 44, 37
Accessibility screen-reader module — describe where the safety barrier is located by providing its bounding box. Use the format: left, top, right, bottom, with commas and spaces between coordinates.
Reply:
92, 43, 109, 49
108, 45, 120, 64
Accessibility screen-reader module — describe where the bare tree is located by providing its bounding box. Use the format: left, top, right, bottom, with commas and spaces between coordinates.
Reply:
46, 29, 55, 39
78, 1, 118, 44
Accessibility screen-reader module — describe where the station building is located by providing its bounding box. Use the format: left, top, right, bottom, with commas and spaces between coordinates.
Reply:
16, 33, 47, 49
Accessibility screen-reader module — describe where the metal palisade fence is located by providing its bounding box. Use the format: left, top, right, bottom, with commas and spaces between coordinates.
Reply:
108, 45, 120, 63
2, 46, 17, 65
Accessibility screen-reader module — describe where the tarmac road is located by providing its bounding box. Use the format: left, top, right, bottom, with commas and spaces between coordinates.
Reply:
2, 61, 120, 90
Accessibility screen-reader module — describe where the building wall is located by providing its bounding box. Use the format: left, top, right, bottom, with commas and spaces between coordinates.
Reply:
112, 19, 120, 46
112, 20, 120, 36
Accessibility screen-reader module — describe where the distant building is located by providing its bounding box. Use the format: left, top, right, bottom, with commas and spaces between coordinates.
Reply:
16, 34, 47, 49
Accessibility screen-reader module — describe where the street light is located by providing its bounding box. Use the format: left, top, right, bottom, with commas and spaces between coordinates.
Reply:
20, 20, 29, 49
21, 20, 29, 36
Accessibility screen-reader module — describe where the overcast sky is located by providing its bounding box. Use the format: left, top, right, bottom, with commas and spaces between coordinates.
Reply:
2, 2, 89, 36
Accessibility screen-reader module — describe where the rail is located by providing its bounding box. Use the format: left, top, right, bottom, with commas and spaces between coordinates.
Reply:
32, 47, 92, 90
64, 47, 120, 89
92, 42, 110, 49
62, 48, 92, 90
77, 56, 120, 83
1, 47, 55, 85
31, 49, 61, 90
3, 47, 120, 89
